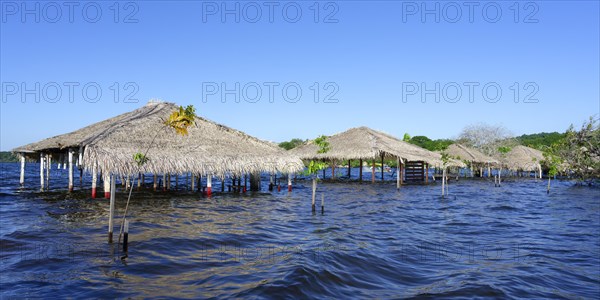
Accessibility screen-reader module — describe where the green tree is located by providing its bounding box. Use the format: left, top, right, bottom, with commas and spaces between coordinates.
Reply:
279, 138, 305, 150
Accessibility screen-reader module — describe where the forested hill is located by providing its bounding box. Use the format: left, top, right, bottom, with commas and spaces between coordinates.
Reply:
516, 132, 566, 150
0, 152, 18, 162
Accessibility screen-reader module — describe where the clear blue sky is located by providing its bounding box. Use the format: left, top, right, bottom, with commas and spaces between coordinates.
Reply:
1, 1, 599, 150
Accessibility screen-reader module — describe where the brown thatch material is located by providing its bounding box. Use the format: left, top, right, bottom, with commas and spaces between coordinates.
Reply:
497, 145, 544, 171
13, 102, 304, 176
289, 126, 465, 167
444, 144, 499, 165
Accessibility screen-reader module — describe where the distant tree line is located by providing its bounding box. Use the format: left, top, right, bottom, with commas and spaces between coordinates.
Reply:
0, 151, 18, 162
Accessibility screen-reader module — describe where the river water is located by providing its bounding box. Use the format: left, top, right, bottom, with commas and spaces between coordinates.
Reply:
1, 162, 599, 298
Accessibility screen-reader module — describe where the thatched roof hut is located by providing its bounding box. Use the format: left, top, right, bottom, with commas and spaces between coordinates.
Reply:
497, 145, 544, 171
289, 126, 464, 167
13, 101, 303, 176
443, 144, 499, 165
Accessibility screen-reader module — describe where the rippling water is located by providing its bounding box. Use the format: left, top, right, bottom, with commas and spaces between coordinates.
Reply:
1, 162, 599, 298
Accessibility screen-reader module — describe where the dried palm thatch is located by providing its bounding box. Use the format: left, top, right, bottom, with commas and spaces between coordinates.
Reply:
289, 127, 465, 168
13, 102, 304, 176
444, 144, 499, 165
497, 145, 544, 171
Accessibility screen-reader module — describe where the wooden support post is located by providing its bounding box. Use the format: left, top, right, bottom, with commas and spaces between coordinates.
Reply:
162, 173, 167, 191
287, 174, 292, 192
322, 168, 326, 180
46, 154, 50, 189
396, 158, 401, 189
347, 160, 351, 178
68, 149, 74, 192
221, 176, 225, 192
250, 172, 260, 191
206, 174, 212, 197
359, 159, 363, 182
138, 173, 142, 189
487, 165, 491, 178
123, 219, 129, 253
154, 174, 158, 191
400, 162, 404, 185
425, 163, 429, 184
441, 168, 446, 198
91, 161, 97, 198
381, 154, 384, 182
19, 154, 25, 186
39, 153, 44, 191
78, 147, 83, 185
371, 160, 375, 183
269, 173, 274, 191
321, 194, 325, 214
108, 174, 115, 243
103, 173, 111, 199
190, 173, 194, 191
311, 178, 316, 212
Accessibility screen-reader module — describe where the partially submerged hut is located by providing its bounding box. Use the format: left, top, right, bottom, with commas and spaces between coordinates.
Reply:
13, 101, 304, 196
443, 144, 499, 177
290, 126, 464, 186
496, 145, 544, 178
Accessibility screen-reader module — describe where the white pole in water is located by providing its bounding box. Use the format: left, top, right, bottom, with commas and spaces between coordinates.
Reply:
108, 174, 116, 243
287, 174, 292, 192
311, 178, 317, 212
39, 153, 44, 190
46, 154, 51, 189
206, 174, 212, 197
396, 158, 400, 190
441, 168, 446, 198
68, 149, 74, 192
103, 172, 111, 199
92, 161, 98, 198
19, 153, 25, 186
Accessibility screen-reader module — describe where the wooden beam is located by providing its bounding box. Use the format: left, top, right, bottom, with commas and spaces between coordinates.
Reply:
359, 159, 363, 182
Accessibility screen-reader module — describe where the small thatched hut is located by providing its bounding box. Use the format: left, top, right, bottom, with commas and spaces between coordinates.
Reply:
13, 101, 304, 196
496, 145, 544, 177
443, 144, 499, 177
290, 126, 465, 185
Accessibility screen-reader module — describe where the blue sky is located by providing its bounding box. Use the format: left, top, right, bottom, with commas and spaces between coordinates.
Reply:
1, 1, 599, 150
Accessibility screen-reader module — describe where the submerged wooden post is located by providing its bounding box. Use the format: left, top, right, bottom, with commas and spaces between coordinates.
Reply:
39, 153, 44, 191
19, 153, 25, 186
269, 173, 274, 191
400, 162, 404, 185
487, 165, 491, 178
103, 173, 111, 199
371, 160, 375, 183
206, 174, 212, 197
331, 160, 336, 181
287, 174, 292, 192
78, 147, 83, 186
347, 160, 351, 178
108, 174, 116, 243
321, 193, 325, 214
425, 163, 429, 184
46, 154, 51, 189
123, 219, 129, 253
91, 161, 97, 198
221, 176, 225, 192
311, 178, 316, 212
396, 158, 400, 190
190, 173, 195, 191
250, 172, 260, 191
441, 168, 446, 198
381, 154, 384, 182
153, 174, 158, 191
359, 159, 363, 182
68, 149, 74, 192
162, 173, 167, 191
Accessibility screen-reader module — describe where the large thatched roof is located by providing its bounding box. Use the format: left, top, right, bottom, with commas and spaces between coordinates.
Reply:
444, 144, 499, 165
13, 102, 303, 176
289, 127, 465, 167
497, 145, 544, 171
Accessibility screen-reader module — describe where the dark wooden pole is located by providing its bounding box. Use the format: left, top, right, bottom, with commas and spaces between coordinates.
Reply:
347, 160, 351, 178
359, 159, 363, 182
381, 153, 384, 182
